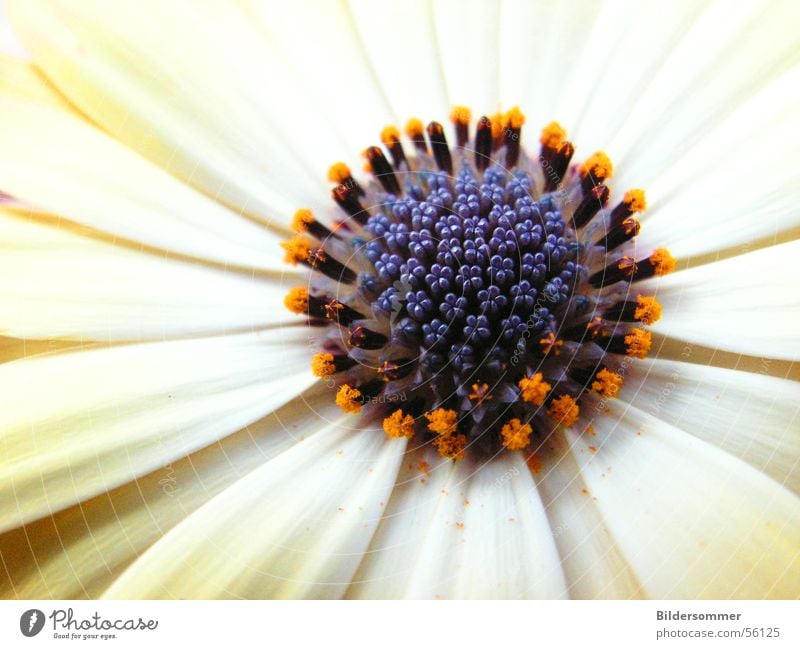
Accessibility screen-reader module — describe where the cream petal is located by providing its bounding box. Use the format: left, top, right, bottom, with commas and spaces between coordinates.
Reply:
0, 211, 299, 341
102, 422, 407, 599
245, 0, 395, 153
569, 399, 800, 598
642, 239, 800, 360
349, 447, 567, 598
0, 5, 25, 57
635, 65, 800, 258
609, 1, 800, 177
620, 358, 800, 494
555, 0, 708, 153
532, 430, 645, 598
0, 383, 338, 599
7, 0, 341, 222
0, 329, 317, 533
348, 0, 449, 121
0, 53, 71, 109
432, 0, 500, 112
0, 94, 292, 270
499, 0, 602, 130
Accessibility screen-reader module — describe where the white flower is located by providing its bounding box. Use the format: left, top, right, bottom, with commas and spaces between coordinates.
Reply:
0, 0, 798, 599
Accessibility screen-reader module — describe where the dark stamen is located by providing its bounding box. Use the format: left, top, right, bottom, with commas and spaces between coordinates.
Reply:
376, 358, 415, 381
572, 184, 610, 229
332, 185, 369, 225
365, 146, 401, 195
381, 128, 408, 170
307, 247, 357, 284
596, 217, 640, 251
349, 324, 389, 350
427, 121, 453, 175
475, 116, 493, 171
541, 141, 574, 192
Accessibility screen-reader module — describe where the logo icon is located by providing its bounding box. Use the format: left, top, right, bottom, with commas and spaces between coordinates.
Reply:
20, 609, 45, 637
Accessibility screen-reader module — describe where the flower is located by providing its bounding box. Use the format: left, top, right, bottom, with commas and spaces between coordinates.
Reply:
0, 0, 799, 600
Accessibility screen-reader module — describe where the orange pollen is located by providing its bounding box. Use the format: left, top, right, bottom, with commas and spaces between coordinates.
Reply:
307, 247, 327, 268
623, 189, 647, 212
383, 410, 416, 439
449, 105, 472, 126
650, 248, 677, 275
617, 256, 637, 275
291, 209, 315, 233
634, 295, 662, 325
505, 106, 526, 129
490, 112, 505, 141
469, 382, 492, 402
518, 373, 551, 406
327, 162, 352, 184
580, 151, 613, 180
622, 217, 640, 236
380, 125, 401, 146
586, 315, 605, 337
311, 352, 336, 377
281, 236, 312, 264
283, 287, 309, 314
433, 433, 467, 460
377, 360, 399, 381
539, 332, 563, 355
500, 418, 533, 451
592, 369, 624, 399
335, 384, 362, 414
323, 299, 344, 319
404, 117, 424, 138
624, 328, 652, 359
539, 121, 567, 150
425, 408, 458, 437
548, 395, 580, 427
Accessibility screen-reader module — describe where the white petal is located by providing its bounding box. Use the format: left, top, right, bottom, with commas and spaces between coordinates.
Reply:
0, 329, 317, 532
499, 0, 602, 130
348, 0, 449, 121
7, 0, 343, 222
245, 0, 395, 152
609, 0, 800, 173
432, 0, 501, 111
532, 431, 645, 598
102, 423, 407, 599
0, 52, 70, 108
349, 447, 567, 598
620, 358, 800, 494
0, 211, 299, 341
642, 239, 800, 360
570, 399, 800, 598
557, 0, 708, 153
635, 65, 800, 257
0, 382, 338, 598
0, 94, 291, 269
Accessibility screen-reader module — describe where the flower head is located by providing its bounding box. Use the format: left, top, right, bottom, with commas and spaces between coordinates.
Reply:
0, 0, 798, 602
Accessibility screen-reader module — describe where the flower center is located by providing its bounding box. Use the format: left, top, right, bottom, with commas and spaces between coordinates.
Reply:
283, 106, 674, 459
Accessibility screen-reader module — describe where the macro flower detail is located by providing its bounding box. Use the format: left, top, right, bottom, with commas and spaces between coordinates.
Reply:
0, 0, 798, 602
286, 109, 671, 458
